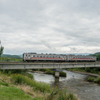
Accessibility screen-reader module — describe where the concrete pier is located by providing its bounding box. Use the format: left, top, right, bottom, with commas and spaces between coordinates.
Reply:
55, 71, 60, 78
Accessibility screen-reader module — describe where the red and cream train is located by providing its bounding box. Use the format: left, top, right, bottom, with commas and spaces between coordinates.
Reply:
23, 53, 96, 62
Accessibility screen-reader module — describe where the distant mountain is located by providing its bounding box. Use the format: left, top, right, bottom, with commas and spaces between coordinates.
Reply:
1, 54, 22, 59
70, 53, 90, 55
94, 52, 100, 55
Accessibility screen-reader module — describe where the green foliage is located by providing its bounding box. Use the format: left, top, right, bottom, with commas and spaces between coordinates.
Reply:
11, 74, 50, 92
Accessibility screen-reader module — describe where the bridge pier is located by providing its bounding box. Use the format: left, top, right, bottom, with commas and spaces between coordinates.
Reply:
55, 71, 60, 78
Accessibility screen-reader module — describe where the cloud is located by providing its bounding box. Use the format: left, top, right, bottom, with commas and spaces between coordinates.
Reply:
0, 0, 100, 54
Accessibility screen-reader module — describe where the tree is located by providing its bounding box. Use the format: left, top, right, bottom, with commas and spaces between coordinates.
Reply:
0, 41, 4, 57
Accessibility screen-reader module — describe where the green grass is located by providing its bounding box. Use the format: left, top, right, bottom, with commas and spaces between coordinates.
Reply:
0, 86, 34, 100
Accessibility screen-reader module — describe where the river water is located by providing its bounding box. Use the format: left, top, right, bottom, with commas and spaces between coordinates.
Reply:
30, 71, 100, 100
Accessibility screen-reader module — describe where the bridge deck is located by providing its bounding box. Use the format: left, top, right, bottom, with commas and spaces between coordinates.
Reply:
0, 62, 100, 69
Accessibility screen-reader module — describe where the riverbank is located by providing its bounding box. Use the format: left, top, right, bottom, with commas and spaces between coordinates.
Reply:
0, 70, 77, 100
68, 69, 100, 84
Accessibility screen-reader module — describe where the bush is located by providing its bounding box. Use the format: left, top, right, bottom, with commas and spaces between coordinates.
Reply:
94, 77, 100, 84
59, 72, 66, 77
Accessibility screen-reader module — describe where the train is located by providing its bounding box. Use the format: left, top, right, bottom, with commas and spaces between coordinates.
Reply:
23, 52, 96, 62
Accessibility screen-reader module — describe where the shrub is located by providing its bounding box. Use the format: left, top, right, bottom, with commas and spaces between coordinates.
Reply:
59, 72, 66, 77
87, 76, 95, 82
45, 69, 55, 75
94, 77, 100, 84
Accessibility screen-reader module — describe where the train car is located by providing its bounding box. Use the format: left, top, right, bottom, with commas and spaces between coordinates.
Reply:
66, 55, 96, 62
23, 53, 66, 62
23, 53, 96, 62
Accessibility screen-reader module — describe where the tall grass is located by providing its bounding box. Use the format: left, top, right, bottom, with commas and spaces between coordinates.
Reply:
0, 69, 33, 79
11, 74, 50, 92
46, 89, 77, 100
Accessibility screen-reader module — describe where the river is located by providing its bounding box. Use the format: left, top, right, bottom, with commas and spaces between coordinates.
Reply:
30, 70, 100, 100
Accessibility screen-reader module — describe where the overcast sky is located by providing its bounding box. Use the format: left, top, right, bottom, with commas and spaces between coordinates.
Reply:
0, 0, 100, 55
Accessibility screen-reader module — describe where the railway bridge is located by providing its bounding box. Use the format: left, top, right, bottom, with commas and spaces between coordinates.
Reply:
0, 62, 100, 70
0, 62, 100, 78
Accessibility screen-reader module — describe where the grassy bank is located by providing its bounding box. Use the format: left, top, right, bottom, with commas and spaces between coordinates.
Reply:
0, 70, 77, 100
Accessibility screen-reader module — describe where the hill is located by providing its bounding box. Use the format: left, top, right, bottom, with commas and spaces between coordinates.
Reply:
1, 54, 22, 59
